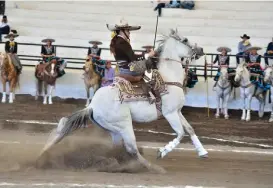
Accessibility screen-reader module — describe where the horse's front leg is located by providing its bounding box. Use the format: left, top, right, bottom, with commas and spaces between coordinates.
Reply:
43, 82, 48, 105
1, 80, 6, 103
85, 85, 90, 107
48, 85, 54, 105
269, 87, 273, 122
240, 88, 246, 120
215, 92, 220, 118
8, 80, 15, 103
223, 89, 231, 119
246, 88, 253, 122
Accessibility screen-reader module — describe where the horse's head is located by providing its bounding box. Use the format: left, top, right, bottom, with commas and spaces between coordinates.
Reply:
164, 28, 204, 60
235, 61, 248, 82
264, 66, 273, 84
47, 58, 58, 76
219, 66, 229, 82
0, 53, 9, 69
84, 60, 94, 73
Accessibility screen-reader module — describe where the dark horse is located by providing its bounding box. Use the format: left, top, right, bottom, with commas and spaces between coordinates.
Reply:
35, 58, 65, 104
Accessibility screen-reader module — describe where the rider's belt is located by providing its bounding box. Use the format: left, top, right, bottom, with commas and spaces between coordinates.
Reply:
117, 61, 130, 69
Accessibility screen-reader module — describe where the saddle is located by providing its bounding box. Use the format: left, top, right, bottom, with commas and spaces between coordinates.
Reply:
112, 70, 168, 104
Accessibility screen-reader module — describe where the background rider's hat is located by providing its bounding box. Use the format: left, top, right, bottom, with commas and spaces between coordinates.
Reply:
217, 46, 231, 53
4, 31, 19, 39
241, 34, 250, 39
41, 38, 55, 43
89, 40, 102, 45
106, 18, 141, 31
244, 46, 262, 52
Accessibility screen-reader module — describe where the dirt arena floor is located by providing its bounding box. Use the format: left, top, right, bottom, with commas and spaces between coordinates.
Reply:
0, 94, 273, 188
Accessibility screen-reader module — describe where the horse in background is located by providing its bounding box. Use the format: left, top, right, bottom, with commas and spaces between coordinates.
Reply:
214, 65, 233, 119
234, 62, 266, 121
83, 59, 101, 107
0, 52, 20, 103
263, 66, 273, 122
35, 57, 66, 104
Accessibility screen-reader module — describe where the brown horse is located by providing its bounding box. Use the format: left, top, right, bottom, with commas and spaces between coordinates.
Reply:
0, 52, 20, 103
83, 60, 101, 106
35, 59, 58, 104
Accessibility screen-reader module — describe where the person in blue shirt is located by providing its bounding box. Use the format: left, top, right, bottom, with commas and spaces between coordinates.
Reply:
264, 37, 273, 65
236, 34, 251, 64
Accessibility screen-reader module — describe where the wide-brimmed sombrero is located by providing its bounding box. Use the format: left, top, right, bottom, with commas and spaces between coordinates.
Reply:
241, 34, 250, 39
89, 40, 102, 45
4, 31, 19, 39
217, 46, 231, 53
106, 18, 141, 31
244, 46, 262, 52
41, 38, 55, 43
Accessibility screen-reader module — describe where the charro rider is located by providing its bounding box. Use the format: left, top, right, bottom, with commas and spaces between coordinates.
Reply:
87, 40, 102, 60
41, 38, 55, 63
245, 46, 269, 91
86, 40, 106, 78
4, 31, 22, 74
39, 38, 66, 78
107, 19, 156, 103
211, 47, 232, 87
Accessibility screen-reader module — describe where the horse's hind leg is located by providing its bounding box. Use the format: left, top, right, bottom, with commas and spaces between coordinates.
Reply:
223, 93, 230, 119
37, 117, 68, 160
120, 123, 165, 173
179, 112, 208, 158
1, 81, 6, 103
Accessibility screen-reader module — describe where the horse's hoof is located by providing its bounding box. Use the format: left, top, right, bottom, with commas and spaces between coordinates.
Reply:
269, 118, 273, 123
198, 150, 208, 158
215, 114, 220, 119
48, 101, 53, 105
200, 154, 209, 158
224, 115, 229, 119
1, 100, 6, 103
156, 150, 162, 159
43, 102, 47, 105
246, 118, 250, 122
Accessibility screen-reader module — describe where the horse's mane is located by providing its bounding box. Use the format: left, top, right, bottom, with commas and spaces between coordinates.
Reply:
156, 28, 188, 54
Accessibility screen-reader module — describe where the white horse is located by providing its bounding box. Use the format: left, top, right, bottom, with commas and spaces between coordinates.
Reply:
214, 66, 232, 119
263, 66, 273, 122
234, 62, 266, 121
37, 29, 208, 172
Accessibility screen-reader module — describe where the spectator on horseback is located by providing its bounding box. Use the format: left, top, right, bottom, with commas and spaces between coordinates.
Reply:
0, 15, 10, 42
236, 34, 251, 64
101, 61, 115, 87
212, 47, 231, 87
87, 40, 102, 61
107, 18, 156, 103
245, 46, 262, 71
41, 38, 55, 63
264, 37, 273, 66
4, 31, 22, 74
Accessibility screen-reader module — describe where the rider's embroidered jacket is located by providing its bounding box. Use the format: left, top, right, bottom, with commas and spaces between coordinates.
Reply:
5, 41, 17, 54
87, 47, 101, 57
245, 54, 261, 64
113, 36, 144, 69
213, 55, 230, 66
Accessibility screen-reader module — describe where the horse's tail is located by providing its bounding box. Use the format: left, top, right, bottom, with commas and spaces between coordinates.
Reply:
59, 107, 91, 138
